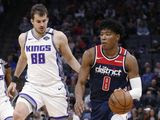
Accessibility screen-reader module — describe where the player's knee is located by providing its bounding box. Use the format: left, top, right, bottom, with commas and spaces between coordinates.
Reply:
13, 110, 25, 120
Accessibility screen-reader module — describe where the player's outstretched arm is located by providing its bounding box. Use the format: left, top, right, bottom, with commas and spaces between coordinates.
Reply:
74, 48, 94, 116
125, 52, 142, 100
56, 31, 80, 73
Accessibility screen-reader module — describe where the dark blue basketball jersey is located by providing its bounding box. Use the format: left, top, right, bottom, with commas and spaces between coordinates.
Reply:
89, 45, 128, 101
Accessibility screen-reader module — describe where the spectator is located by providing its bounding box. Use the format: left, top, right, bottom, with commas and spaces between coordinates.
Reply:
137, 18, 150, 36
142, 90, 157, 107
19, 16, 32, 32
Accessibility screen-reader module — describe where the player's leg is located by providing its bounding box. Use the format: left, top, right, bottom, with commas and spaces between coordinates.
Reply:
45, 96, 69, 120
13, 82, 44, 120
13, 98, 32, 120
111, 113, 128, 120
0, 96, 13, 120
91, 101, 112, 120
43, 84, 69, 120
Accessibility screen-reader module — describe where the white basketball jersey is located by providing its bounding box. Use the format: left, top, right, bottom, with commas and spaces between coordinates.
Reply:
25, 28, 64, 86
0, 59, 7, 98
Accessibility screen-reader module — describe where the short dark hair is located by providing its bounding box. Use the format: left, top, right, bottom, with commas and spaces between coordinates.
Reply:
31, 4, 48, 19
99, 19, 125, 38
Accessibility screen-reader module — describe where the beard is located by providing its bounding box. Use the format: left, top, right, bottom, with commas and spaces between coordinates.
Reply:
35, 27, 46, 35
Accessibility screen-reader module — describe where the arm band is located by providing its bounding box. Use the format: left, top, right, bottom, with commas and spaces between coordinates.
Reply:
129, 77, 142, 100
12, 76, 19, 83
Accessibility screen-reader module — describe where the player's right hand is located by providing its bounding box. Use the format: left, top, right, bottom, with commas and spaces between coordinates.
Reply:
74, 99, 85, 117
7, 82, 16, 98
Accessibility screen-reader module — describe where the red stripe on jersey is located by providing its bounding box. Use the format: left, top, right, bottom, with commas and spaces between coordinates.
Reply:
95, 45, 126, 67
119, 47, 126, 55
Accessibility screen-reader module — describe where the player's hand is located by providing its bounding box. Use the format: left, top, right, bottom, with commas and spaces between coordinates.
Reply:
114, 88, 122, 92
74, 98, 85, 117
7, 82, 17, 98
114, 88, 127, 92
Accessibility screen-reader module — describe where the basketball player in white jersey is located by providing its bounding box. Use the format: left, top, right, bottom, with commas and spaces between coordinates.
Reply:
7, 4, 80, 120
0, 58, 13, 120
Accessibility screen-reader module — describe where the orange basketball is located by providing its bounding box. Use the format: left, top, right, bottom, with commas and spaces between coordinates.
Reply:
108, 89, 133, 114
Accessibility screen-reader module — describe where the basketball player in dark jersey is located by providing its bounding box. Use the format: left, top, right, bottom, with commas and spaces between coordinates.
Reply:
74, 19, 142, 120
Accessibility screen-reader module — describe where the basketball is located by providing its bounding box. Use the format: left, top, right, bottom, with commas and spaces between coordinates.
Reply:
108, 89, 133, 114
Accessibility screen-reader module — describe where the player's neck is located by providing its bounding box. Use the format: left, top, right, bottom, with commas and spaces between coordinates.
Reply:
102, 46, 119, 58
32, 28, 46, 39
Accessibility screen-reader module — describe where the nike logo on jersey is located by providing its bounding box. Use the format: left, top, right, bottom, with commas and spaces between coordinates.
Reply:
28, 38, 33, 40
58, 86, 63, 90
114, 60, 123, 63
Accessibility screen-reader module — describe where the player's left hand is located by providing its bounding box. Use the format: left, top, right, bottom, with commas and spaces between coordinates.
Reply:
7, 82, 17, 98
74, 98, 85, 117
114, 88, 127, 92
